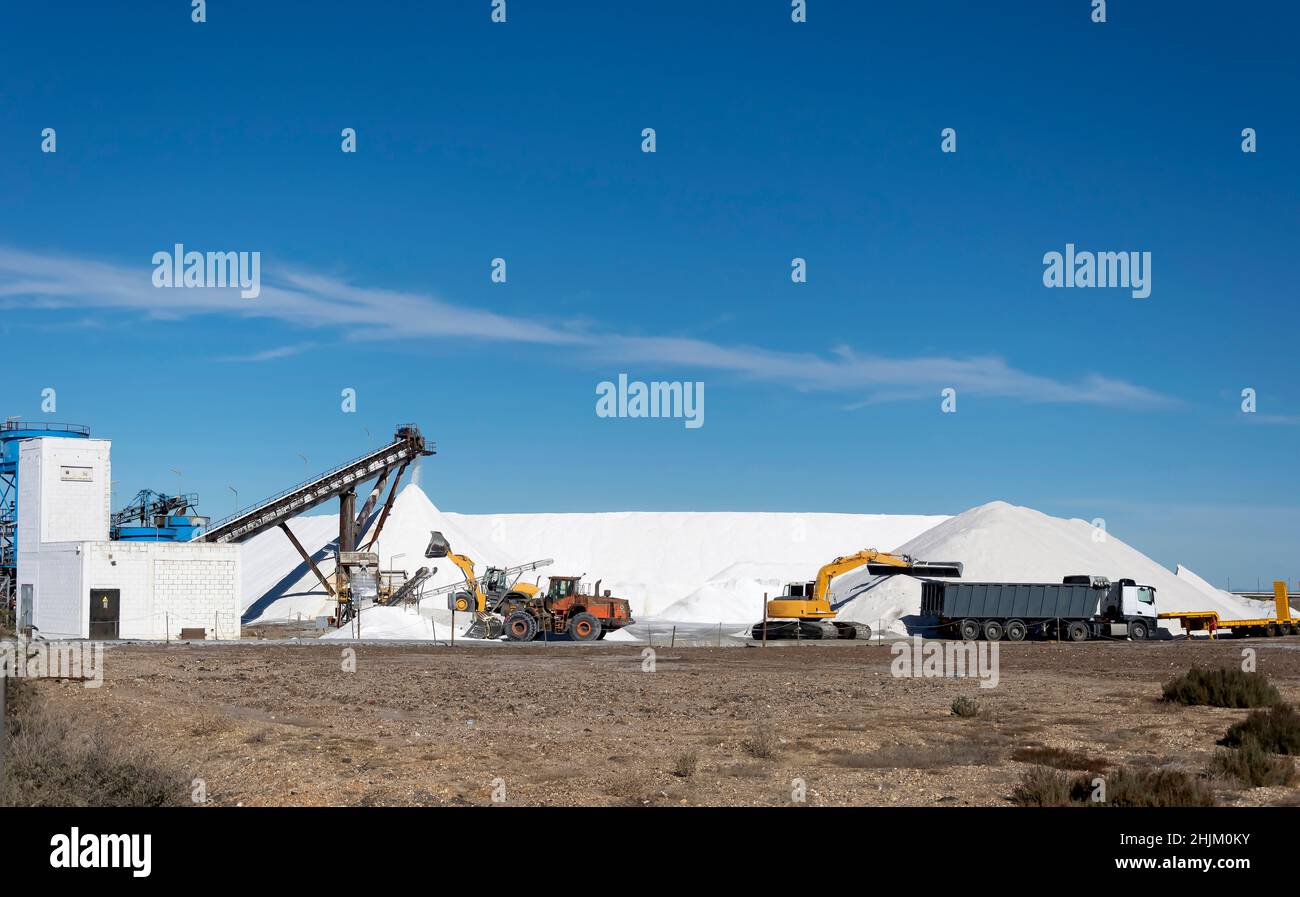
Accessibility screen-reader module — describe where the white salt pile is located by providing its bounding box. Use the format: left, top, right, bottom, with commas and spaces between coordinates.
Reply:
826, 502, 1264, 635
241, 487, 1262, 641
241, 484, 946, 625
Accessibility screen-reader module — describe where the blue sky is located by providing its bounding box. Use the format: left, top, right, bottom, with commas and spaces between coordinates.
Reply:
2, 1, 1297, 589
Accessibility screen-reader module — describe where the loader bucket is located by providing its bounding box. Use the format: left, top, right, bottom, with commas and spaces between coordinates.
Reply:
425, 530, 451, 558
867, 560, 964, 578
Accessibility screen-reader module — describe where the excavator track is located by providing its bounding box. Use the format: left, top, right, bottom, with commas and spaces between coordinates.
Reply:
751, 620, 869, 640
832, 621, 873, 640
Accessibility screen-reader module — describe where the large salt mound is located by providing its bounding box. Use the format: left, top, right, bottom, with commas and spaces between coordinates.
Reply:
445, 509, 947, 620
829, 501, 1265, 635
242, 489, 1261, 639
656, 562, 819, 623
240, 485, 948, 625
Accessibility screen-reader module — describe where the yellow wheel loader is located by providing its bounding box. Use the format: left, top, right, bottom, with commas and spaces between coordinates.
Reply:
422, 531, 553, 638
753, 549, 963, 640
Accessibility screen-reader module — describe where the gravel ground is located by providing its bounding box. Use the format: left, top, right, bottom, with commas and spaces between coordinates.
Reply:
17, 636, 1300, 806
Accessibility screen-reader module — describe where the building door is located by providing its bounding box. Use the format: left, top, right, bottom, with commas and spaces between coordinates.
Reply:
89, 589, 120, 639
19, 583, 33, 630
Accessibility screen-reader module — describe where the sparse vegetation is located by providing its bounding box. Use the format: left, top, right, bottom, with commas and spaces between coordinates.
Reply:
0, 683, 186, 807
1208, 739, 1297, 788
1222, 704, 1300, 754
833, 740, 1000, 770
189, 712, 233, 737
742, 724, 778, 759
672, 751, 699, 778
1011, 764, 1215, 807
1010, 766, 1073, 806
950, 696, 981, 718
1161, 667, 1280, 708
1011, 745, 1109, 772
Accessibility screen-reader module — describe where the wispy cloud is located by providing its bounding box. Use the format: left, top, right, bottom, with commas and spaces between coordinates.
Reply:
1240, 413, 1300, 426
0, 244, 1175, 408
214, 342, 319, 363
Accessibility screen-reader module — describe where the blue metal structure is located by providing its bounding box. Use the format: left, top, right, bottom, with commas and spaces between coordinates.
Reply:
110, 489, 208, 541
0, 420, 92, 606
116, 516, 208, 542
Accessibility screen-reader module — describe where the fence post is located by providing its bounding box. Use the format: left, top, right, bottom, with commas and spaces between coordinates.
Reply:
1, 673, 7, 791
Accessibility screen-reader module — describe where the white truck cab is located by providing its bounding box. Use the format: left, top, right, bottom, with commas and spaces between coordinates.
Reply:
1064, 575, 1158, 638
1100, 577, 1158, 638
1119, 582, 1158, 619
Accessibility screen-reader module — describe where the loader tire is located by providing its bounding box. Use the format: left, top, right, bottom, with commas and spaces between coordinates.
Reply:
569, 612, 602, 642
504, 611, 539, 642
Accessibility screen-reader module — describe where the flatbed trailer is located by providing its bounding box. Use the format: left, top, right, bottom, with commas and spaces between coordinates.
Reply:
1159, 580, 1299, 638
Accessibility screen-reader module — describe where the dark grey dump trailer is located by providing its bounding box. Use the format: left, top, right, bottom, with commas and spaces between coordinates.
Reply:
920, 576, 1159, 642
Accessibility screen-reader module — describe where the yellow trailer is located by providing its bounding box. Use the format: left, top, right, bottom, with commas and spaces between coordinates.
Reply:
1159, 580, 1299, 639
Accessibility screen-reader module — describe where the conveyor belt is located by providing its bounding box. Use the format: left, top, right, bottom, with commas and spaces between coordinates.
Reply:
195, 425, 434, 545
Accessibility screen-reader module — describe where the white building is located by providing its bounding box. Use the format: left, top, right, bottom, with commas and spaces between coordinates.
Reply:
16, 436, 240, 640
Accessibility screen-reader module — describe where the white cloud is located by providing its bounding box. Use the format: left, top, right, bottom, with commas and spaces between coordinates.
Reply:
0, 244, 1173, 408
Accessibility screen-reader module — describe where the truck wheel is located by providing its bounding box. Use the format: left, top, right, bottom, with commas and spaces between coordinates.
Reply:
1004, 620, 1027, 642
958, 619, 981, 641
982, 620, 1004, 641
504, 611, 539, 642
1129, 621, 1149, 641
1066, 621, 1089, 642
1265, 623, 1279, 638
569, 612, 602, 642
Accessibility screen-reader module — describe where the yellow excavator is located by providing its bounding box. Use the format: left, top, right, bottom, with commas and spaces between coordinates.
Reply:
422, 531, 553, 638
753, 549, 963, 640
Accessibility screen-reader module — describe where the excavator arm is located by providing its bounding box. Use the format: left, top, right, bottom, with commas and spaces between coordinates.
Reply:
756, 548, 963, 639
425, 531, 486, 611
811, 549, 963, 603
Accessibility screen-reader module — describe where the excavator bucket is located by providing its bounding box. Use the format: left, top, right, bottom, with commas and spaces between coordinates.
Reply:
867, 560, 964, 578
425, 530, 451, 559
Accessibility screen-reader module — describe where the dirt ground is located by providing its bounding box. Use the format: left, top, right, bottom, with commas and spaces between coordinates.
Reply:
19, 636, 1300, 806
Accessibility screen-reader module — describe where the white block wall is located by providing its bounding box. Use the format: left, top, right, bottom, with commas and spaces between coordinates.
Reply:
25, 543, 84, 639
16, 435, 241, 640
17, 437, 111, 545
30, 541, 241, 640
